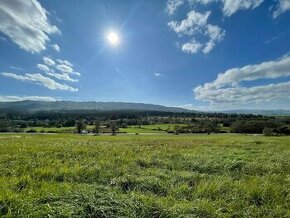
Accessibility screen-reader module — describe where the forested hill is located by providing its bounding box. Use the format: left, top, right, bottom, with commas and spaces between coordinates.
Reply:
0, 101, 192, 113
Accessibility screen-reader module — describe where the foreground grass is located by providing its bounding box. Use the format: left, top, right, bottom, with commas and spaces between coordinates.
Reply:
0, 134, 289, 217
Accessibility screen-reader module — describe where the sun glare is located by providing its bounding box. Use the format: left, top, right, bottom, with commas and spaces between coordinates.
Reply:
107, 32, 120, 46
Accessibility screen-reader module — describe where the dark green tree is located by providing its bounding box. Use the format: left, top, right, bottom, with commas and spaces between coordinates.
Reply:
111, 121, 118, 136
94, 120, 101, 135
76, 120, 86, 134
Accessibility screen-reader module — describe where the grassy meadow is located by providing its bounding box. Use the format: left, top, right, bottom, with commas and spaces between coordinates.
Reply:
23, 123, 187, 134
0, 133, 289, 217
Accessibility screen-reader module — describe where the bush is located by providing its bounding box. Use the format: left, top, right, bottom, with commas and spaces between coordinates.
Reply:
26, 129, 37, 133
263, 128, 274, 136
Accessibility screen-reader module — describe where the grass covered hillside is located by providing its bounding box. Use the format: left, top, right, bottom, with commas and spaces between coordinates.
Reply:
0, 134, 289, 217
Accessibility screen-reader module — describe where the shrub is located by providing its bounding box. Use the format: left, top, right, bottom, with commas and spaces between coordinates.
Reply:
26, 129, 37, 133
263, 128, 274, 136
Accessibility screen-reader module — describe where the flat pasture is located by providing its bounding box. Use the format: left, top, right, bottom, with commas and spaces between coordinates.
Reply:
0, 134, 289, 217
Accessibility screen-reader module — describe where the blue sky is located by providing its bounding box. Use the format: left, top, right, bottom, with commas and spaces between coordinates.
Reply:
0, 0, 290, 110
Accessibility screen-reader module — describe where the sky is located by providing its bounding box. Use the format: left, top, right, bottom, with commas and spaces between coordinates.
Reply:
0, 0, 290, 111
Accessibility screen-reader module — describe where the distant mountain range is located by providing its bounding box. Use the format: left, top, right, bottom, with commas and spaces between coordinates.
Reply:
0, 101, 289, 115
0, 101, 191, 113
220, 109, 290, 116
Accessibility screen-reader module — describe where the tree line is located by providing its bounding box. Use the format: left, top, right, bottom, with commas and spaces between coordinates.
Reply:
0, 110, 289, 135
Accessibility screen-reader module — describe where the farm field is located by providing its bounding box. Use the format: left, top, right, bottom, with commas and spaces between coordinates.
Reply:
0, 134, 289, 217
119, 123, 188, 133
23, 123, 188, 134
23, 125, 95, 133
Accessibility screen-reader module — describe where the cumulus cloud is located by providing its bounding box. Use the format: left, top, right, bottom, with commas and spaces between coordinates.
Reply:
210, 55, 290, 87
203, 24, 225, 53
43, 57, 55, 66
167, 0, 184, 15
181, 39, 203, 54
154, 73, 162, 77
166, 0, 267, 53
168, 0, 264, 16
188, 0, 264, 16
0, 0, 60, 53
222, 0, 264, 16
193, 55, 290, 105
273, 0, 290, 18
2, 72, 78, 91
195, 81, 290, 104
168, 10, 225, 54
168, 11, 211, 35
52, 43, 60, 52
0, 95, 57, 102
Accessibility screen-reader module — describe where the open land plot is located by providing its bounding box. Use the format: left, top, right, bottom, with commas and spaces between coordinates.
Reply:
0, 134, 289, 217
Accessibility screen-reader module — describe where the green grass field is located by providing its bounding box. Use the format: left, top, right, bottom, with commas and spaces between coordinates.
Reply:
24, 123, 186, 134
0, 134, 289, 217
23, 125, 95, 133
120, 123, 186, 133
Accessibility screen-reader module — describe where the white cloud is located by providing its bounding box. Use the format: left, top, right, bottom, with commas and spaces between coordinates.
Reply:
2, 72, 78, 91
195, 81, 290, 105
46, 72, 78, 82
167, 0, 184, 15
168, 11, 211, 35
154, 73, 162, 77
0, 95, 57, 102
191, 0, 215, 4
210, 55, 290, 87
222, 0, 264, 16
193, 55, 290, 106
0, 0, 60, 53
43, 57, 55, 66
273, 0, 290, 18
202, 40, 215, 54
166, 0, 264, 54
56, 64, 74, 74
55, 63, 80, 76
37, 64, 50, 73
37, 57, 80, 82
190, 0, 264, 16
178, 103, 215, 111
168, 10, 225, 54
182, 40, 203, 53
203, 24, 225, 53
56, 59, 73, 67
9, 66, 22, 71
52, 43, 60, 52
73, 72, 81, 76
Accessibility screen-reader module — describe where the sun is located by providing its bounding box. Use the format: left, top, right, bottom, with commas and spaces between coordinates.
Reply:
107, 32, 120, 46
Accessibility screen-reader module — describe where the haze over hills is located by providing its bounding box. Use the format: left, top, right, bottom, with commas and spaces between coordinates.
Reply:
0, 101, 192, 113
218, 109, 290, 116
